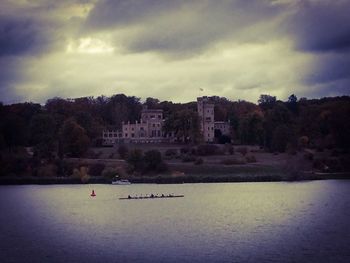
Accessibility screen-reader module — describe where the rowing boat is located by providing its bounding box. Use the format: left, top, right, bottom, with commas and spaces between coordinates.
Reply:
119, 195, 184, 200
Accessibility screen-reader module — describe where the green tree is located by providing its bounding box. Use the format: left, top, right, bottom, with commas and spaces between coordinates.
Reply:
126, 149, 144, 172
29, 114, 57, 158
271, 125, 291, 152
144, 97, 160, 109
258, 94, 277, 111
59, 118, 90, 157
238, 111, 264, 145
0, 113, 26, 151
165, 109, 201, 143
287, 94, 298, 115
144, 150, 163, 172
106, 94, 142, 128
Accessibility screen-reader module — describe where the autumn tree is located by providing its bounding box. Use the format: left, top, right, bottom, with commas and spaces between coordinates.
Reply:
59, 118, 90, 157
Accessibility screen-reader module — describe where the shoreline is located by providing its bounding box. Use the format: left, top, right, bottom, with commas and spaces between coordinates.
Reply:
0, 172, 349, 185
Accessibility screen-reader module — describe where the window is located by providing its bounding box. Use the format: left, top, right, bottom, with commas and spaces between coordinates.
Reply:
125, 133, 128, 137
131, 133, 135, 138
153, 124, 155, 127
140, 127, 144, 131
131, 127, 134, 131
158, 115, 161, 119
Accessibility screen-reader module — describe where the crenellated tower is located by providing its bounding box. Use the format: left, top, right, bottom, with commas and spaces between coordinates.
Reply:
197, 96, 215, 142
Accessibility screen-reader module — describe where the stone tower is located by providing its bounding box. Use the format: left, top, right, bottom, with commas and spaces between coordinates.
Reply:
197, 96, 215, 142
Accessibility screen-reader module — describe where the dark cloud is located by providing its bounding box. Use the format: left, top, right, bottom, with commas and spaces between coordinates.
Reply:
85, 0, 186, 29
288, 0, 350, 53
0, 57, 24, 103
0, 15, 61, 57
85, 0, 286, 54
282, 1, 350, 97
305, 53, 350, 85
0, 0, 349, 104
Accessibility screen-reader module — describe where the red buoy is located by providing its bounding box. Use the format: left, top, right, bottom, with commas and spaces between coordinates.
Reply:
91, 190, 96, 197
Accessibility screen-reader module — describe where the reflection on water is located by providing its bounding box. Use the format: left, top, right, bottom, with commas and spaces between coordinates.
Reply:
0, 181, 350, 263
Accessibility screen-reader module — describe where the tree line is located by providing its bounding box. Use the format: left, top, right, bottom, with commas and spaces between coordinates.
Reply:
0, 93, 349, 159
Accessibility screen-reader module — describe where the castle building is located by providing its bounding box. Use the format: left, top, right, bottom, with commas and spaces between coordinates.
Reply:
102, 107, 174, 145
102, 96, 231, 145
214, 121, 231, 136
197, 97, 215, 142
123, 108, 167, 143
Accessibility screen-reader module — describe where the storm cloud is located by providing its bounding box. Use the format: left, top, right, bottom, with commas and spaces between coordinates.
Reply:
287, 0, 350, 53
0, 15, 60, 57
0, 0, 349, 104
84, 0, 287, 55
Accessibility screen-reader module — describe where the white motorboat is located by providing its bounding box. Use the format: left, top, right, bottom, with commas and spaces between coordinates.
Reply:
112, 179, 131, 185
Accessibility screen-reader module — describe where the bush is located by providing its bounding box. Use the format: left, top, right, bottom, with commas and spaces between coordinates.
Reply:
303, 151, 314, 161
194, 158, 204, 165
218, 135, 231, 144
236, 146, 248, 156
221, 157, 246, 165
313, 158, 329, 172
85, 149, 98, 159
126, 149, 144, 172
180, 147, 191, 154
271, 125, 290, 153
101, 167, 119, 178
245, 155, 257, 163
165, 149, 177, 158
0, 156, 31, 176
54, 159, 72, 176
81, 174, 90, 183
89, 163, 105, 177
224, 145, 235, 155
197, 144, 220, 156
286, 143, 297, 155
181, 155, 196, 162
144, 150, 163, 172
118, 144, 129, 159
37, 163, 58, 177
298, 136, 309, 149
71, 166, 90, 183
155, 162, 169, 173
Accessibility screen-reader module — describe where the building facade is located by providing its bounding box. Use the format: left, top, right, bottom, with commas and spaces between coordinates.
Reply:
102, 96, 231, 145
102, 107, 174, 145
197, 97, 215, 142
214, 121, 231, 136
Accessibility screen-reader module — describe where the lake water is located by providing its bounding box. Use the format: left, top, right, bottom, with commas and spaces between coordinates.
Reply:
1, 181, 350, 263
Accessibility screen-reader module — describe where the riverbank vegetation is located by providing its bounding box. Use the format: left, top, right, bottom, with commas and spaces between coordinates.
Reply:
0, 94, 349, 183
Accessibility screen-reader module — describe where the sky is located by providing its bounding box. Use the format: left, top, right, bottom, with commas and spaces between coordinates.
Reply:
0, 0, 349, 104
